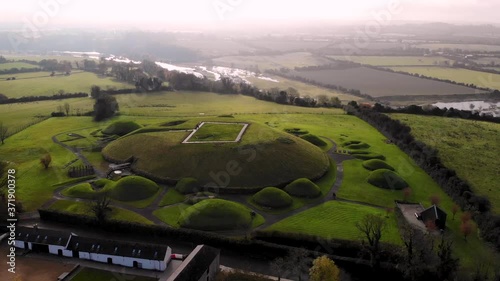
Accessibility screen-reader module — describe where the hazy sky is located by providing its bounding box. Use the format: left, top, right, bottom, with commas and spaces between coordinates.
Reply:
1, 0, 499, 28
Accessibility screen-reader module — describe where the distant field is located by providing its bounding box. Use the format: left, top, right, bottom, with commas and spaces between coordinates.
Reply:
391, 114, 500, 214
327, 55, 452, 66
417, 43, 500, 52
293, 67, 477, 97
0, 62, 38, 70
245, 75, 361, 102
173, 38, 255, 57
213, 52, 330, 70
389, 66, 500, 90
472, 57, 500, 65
244, 39, 330, 52
0, 71, 131, 98
0, 54, 97, 68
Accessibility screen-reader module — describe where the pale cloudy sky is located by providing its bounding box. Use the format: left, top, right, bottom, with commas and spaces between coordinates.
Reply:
0, 0, 498, 27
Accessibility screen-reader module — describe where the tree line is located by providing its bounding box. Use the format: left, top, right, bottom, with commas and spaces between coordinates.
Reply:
372, 99, 500, 124
345, 102, 500, 252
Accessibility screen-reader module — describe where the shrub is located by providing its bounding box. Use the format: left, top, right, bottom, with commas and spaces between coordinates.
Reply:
300, 134, 327, 147
362, 159, 395, 171
110, 176, 159, 201
102, 121, 142, 136
175, 178, 200, 194
284, 178, 321, 198
367, 169, 408, 190
252, 187, 293, 208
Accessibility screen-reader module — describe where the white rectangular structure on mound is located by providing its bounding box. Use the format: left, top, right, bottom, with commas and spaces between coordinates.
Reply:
182, 122, 249, 144
14, 226, 172, 271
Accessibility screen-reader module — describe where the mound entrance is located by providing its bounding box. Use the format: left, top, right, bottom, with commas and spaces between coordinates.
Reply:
182, 122, 249, 143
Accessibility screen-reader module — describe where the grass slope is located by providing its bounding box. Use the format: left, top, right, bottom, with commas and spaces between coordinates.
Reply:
391, 114, 500, 213
102, 121, 142, 136
362, 159, 395, 171
103, 120, 329, 188
284, 178, 321, 198
110, 176, 159, 201
367, 169, 408, 190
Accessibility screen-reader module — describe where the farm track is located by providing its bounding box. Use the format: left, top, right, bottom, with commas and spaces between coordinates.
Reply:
42, 133, 386, 236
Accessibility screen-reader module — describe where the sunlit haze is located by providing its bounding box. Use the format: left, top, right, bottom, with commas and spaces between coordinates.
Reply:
1, 0, 500, 30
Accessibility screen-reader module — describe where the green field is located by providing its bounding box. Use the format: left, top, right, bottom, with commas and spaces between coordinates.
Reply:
0, 62, 39, 70
190, 122, 245, 141
391, 114, 500, 214
0, 71, 131, 98
266, 200, 401, 243
327, 55, 452, 66
388, 66, 500, 90
0, 54, 97, 68
70, 267, 157, 281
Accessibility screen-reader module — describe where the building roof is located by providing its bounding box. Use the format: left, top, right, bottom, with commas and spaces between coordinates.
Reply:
167, 245, 220, 281
420, 205, 447, 221
66, 236, 169, 261
15, 226, 71, 246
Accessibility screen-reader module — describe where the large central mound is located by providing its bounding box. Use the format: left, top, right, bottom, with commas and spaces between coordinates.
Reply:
102, 120, 329, 189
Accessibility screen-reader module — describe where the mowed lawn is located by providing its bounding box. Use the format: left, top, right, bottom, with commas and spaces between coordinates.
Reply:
0, 62, 39, 70
266, 200, 401, 243
391, 114, 500, 214
293, 67, 477, 97
0, 71, 131, 98
389, 66, 500, 90
327, 55, 452, 66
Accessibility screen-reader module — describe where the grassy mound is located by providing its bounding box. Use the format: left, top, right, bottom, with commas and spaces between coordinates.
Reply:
62, 183, 98, 199
175, 178, 200, 194
102, 121, 142, 136
284, 128, 309, 136
179, 199, 255, 230
362, 159, 395, 171
367, 169, 408, 190
102, 121, 329, 189
346, 142, 370, 149
161, 120, 187, 127
110, 176, 159, 201
350, 150, 386, 160
284, 178, 321, 198
252, 187, 293, 208
300, 134, 327, 147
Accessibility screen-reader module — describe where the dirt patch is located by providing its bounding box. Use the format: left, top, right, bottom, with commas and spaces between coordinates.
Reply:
0, 243, 74, 281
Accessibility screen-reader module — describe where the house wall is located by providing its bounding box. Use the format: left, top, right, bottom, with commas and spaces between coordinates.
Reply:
79, 251, 167, 271
14, 240, 32, 250
48, 245, 72, 257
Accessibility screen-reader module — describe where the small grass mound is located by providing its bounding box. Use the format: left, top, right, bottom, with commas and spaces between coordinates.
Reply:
367, 169, 408, 190
102, 121, 142, 136
284, 128, 309, 136
284, 178, 321, 198
252, 187, 293, 208
175, 178, 200, 194
62, 183, 97, 199
179, 199, 255, 230
345, 142, 370, 149
362, 159, 395, 171
160, 120, 187, 126
110, 176, 159, 201
300, 134, 327, 147
350, 150, 386, 160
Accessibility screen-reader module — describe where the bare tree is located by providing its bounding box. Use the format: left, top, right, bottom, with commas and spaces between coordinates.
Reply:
269, 257, 287, 281
64, 102, 70, 116
356, 214, 386, 268
91, 195, 111, 223
0, 122, 8, 144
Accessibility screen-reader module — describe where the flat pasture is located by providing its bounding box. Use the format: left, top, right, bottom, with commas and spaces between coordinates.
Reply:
389, 66, 500, 90
417, 43, 500, 52
212, 52, 330, 71
327, 55, 452, 66
0, 71, 131, 98
293, 67, 478, 97
0, 62, 39, 70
